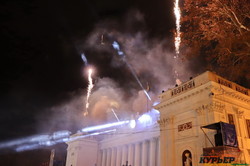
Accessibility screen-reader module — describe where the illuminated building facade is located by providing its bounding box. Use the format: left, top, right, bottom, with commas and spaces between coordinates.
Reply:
65, 71, 250, 166
65, 112, 160, 166
156, 71, 250, 166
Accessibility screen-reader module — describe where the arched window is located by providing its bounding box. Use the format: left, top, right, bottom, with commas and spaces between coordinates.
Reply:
182, 150, 192, 166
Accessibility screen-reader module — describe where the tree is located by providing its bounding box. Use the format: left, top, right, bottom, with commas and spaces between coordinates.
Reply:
181, 0, 250, 87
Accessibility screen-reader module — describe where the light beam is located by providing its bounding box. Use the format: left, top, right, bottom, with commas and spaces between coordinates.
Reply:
112, 41, 151, 101
111, 108, 120, 121
15, 129, 116, 152
81, 120, 130, 132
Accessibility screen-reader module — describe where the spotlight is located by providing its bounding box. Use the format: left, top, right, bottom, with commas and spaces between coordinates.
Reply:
129, 120, 136, 129
138, 114, 152, 125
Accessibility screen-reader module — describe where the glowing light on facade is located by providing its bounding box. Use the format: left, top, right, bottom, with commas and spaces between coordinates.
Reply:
138, 114, 152, 125
129, 120, 136, 129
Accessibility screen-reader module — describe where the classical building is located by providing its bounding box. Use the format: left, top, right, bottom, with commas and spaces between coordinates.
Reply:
65, 71, 250, 166
156, 71, 250, 166
65, 111, 160, 166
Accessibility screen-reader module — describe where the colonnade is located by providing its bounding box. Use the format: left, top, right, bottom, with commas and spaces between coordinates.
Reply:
98, 137, 160, 166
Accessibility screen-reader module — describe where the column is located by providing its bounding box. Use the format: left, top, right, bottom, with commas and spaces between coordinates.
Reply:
110, 147, 116, 166
149, 138, 156, 166
134, 143, 140, 166
156, 138, 160, 166
97, 150, 102, 166
128, 144, 134, 165
116, 147, 122, 166
160, 127, 167, 166
101, 149, 106, 166
121, 145, 128, 165
106, 148, 111, 166
167, 119, 176, 166
142, 140, 148, 166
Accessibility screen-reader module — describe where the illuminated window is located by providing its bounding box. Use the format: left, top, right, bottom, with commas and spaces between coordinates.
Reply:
228, 114, 235, 125
246, 119, 250, 138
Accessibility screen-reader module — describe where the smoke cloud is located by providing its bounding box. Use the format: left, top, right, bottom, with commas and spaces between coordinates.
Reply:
37, 9, 194, 134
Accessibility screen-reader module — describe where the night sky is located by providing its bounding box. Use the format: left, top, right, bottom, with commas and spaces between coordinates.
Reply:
0, 0, 175, 140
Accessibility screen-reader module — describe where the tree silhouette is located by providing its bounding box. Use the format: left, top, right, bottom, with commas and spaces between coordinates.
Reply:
181, 0, 250, 87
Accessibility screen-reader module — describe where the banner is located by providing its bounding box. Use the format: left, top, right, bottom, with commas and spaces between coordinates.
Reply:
221, 123, 238, 147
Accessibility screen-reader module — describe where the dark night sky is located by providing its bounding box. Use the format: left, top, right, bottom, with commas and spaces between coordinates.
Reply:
0, 0, 175, 140
0, 0, 178, 161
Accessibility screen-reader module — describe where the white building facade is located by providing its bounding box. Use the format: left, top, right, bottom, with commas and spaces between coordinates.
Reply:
65, 117, 160, 166
156, 71, 250, 166
66, 71, 250, 166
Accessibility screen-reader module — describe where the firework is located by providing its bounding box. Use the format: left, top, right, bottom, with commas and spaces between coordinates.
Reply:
174, 0, 181, 57
84, 68, 94, 116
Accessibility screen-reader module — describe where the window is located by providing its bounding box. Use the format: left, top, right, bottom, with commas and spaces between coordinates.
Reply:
246, 120, 250, 138
228, 114, 235, 125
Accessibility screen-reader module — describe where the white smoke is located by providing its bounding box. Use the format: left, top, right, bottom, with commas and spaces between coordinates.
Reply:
38, 9, 194, 133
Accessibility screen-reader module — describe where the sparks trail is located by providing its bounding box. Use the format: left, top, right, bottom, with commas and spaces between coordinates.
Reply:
112, 41, 151, 101
80, 53, 94, 117
173, 0, 182, 84
84, 68, 94, 116
174, 0, 181, 58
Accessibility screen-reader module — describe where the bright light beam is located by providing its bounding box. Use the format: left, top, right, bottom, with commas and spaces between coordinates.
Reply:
6, 118, 136, 152
111, 108, 120, 121
0, 130, 71, 151
112, 41, 151, 101
174, 0, 181, 58
84, 68, 94, 116
68, 129, 117, 142
81, 120, 130, 132
15, 129, 116, 152
125, 61, 152, 101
